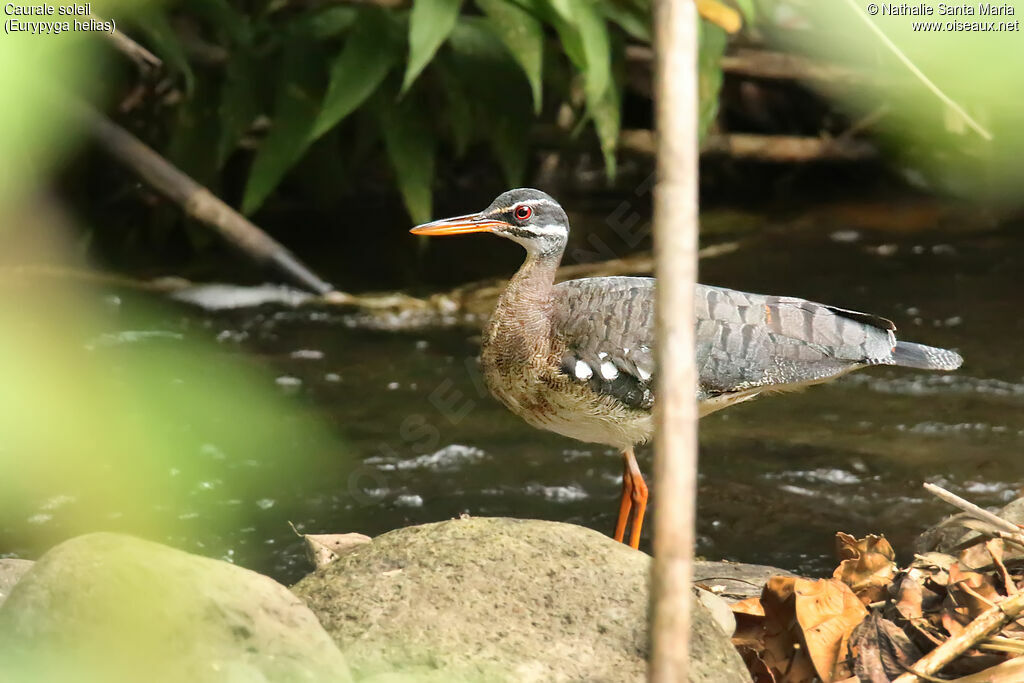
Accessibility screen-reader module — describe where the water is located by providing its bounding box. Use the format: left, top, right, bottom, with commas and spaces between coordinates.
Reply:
4, 209, 1023, 584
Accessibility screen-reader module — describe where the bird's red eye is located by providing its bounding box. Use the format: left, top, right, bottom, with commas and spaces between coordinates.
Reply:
513, 205, 532, 221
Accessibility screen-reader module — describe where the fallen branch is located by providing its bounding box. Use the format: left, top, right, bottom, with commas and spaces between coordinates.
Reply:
618, 129, 878, 162
68, 100, 334, 295
923, 482, 1024, 545
891, 592, 1024, 682
97, 14, 162, 73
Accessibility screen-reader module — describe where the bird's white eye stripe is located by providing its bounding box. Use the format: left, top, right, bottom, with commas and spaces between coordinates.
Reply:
487, 198, 558, 215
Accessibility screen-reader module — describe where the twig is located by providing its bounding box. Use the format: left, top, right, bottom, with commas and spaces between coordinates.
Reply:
923, 483, 1024, 541
839, 0, 993, 141
891, 592, 1024, 682
97, 14, 163, 73
68, 100, 334, 295
617, 129, 878, 162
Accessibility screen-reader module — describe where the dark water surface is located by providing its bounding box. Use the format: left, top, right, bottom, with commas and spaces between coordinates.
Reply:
6, 210, 1023, 584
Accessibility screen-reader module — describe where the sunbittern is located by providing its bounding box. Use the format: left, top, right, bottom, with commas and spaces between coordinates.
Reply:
411, 188, 964, 550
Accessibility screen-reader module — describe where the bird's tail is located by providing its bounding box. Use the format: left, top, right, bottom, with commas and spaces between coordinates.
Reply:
891, 341, 963, 371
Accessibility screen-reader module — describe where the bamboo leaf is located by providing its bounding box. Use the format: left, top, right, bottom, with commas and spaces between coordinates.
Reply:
133, 10, 195, 95
168, 76, 220, 188
182, 0, 252, 46
217, 53, 259, 168
380, 96, 436, 224
601, 0, 651, 42
402, 0, 463, 93
586, 78, 620, 180
312, 9, 399, 141
291, 6, 359, 39
698, 20, 728, 141
241, 42, 323, 215
568, 0, 611, 100
476, 0, 544, 113
732, 0, 756, 23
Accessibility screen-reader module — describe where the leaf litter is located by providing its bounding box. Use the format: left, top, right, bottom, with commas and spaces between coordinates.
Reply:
730, 484, 1024, 682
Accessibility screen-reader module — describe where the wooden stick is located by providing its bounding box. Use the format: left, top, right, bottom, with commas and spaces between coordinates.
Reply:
649, 0, 700, 680
923, 482, 1024, 541
98, 16, 163, 73
68, 100, 334, 295
618, 129, 878, 162
891, 592, 1024, 682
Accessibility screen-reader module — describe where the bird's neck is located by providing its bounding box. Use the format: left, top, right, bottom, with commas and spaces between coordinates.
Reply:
485, 249, 562, 350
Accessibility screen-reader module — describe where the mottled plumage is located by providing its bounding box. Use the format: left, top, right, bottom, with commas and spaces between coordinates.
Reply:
412, 188, 965, 549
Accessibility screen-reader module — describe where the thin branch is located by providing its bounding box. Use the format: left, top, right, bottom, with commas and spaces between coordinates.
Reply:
923, 482, 1024, 542
617, 130, 878, 162
97, 14, 163, 73
839, 0, 993, 141
68, 100, 334, 295
891, 592, 1024, 682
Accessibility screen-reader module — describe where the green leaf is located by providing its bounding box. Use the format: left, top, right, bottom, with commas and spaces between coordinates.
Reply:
380, 95, 436, 224
290, 6, 359, 39
568, 0, 611, 100
217, 53, 260, 168
698, 20, 727, 141
133, 10, 195, 95
476, 0, 544, 113
241, 42, 323, 215
167, 75, 221, 188
402, 0, 463, 93
489, 111, 530, 187
436, 65, 474, 156
601, 0, 651, 42
182, 0, 252, 46
731, 0, 756, 24
312, 9, 400, 141
586, 77, 620, 180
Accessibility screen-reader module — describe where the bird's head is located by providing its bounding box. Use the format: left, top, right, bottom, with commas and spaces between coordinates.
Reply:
411, 188, 568, 257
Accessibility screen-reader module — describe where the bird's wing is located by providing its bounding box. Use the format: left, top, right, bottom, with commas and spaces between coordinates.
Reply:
554, 279, 903, 407
553, 277, 656, 411
695, 284, 898, 395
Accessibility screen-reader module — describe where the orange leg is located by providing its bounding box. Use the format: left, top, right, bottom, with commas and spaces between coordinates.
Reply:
613, 454, 633, 543
612, 447, 648, 549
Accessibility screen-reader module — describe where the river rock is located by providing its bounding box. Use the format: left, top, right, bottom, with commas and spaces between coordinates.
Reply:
694, 559, 798, 603
0, 559, 33, 609
292, 517, 748, 682
0, 533, 352, 682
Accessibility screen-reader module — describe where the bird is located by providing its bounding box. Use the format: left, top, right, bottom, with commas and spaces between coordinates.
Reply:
410, 188, 964, 550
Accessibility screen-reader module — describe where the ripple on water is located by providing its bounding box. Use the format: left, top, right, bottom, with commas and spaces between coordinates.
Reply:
848, 373, 1024, 399
366, 444, 486, 472
524, 484, 589, 502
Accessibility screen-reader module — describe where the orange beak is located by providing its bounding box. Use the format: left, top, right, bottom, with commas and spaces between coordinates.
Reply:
410, 213, 505, 236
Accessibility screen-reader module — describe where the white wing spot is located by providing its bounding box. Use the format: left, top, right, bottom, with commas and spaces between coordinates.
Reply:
600, 361, 619, 380
574, 360, 593, 380
598, 352, 608, 359
637, 366, 652, 382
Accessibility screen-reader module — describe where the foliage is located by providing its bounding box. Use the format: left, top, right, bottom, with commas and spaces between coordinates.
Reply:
124, 0, 749, 224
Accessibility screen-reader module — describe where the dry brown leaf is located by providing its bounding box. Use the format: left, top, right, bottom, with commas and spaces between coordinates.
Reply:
739, 646, 777, 683
732, 595, 767, 617
987, 540, 1017, 596
849, 612, 924, 683
895, 573, 925, 621
760, 576, 869, 682
947, 563, 1002, 624
795, 578, 870, 681
834, 533, 898, 606
301, 531, 371, 569
761, 576, 819, 683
